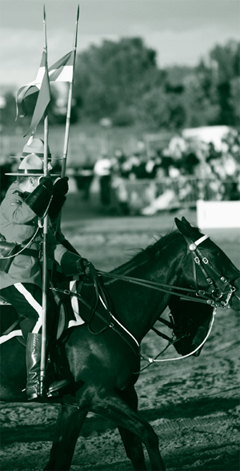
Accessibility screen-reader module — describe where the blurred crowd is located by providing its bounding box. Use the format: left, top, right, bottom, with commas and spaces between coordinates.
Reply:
92, 129, 240, 215
1, 129, 240, 216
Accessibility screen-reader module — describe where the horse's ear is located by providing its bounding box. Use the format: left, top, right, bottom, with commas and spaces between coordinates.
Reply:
181, 216, 190, 226
175, 217, 197, 236
175, 217, 186, 235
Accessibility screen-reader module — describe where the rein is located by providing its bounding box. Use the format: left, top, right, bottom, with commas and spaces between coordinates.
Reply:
137, 309, 216, 371
51, 284, 140, 356
53, 232, 237, 371
96, 232, 237, 369
0, 227, 40, 260
97, 271, 231, 309
97, 233, 236, 309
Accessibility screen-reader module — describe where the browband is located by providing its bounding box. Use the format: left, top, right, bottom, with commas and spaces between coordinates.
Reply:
189, 234, 209, 251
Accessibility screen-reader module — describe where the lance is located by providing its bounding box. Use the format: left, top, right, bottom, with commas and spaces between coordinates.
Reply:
40, 4, 50, 396
61, 5, 79, 178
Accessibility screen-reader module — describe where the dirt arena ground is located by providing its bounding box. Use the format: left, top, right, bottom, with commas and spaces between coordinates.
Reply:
0, 199, 239, 471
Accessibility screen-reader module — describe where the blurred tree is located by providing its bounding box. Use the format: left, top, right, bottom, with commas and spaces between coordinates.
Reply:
164, 65, 192, 93
138, 87, 187, 130
74, 37, 161, 123
138, 87, 171, 129
229, 77, 240, 125
210, 40, 240, 124
0, 92, 16, 127
210, 40, 240, 83
181, 74, 220, 127
1, 38, 239, 131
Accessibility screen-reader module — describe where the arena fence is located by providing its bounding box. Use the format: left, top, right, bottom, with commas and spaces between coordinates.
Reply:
111, 176, 240, 214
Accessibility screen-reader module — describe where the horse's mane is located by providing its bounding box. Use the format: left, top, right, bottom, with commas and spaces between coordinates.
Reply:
133, 230, 180, 261
112, 229, 181, 274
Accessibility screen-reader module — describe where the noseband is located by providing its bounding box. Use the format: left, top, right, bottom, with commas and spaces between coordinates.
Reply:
183, 234, 237, 308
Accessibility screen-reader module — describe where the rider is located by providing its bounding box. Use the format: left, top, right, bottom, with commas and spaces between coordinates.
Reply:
0, 139, 96, 400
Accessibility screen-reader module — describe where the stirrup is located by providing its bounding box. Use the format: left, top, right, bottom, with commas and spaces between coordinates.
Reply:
47, 379, 69, 397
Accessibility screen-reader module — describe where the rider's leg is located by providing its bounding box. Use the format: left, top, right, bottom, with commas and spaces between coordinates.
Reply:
0, 283, 43, 399
25, 331, 42, 399
0, 283, 68, 399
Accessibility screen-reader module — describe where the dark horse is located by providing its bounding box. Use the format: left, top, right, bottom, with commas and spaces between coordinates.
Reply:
1, 217, 239, 471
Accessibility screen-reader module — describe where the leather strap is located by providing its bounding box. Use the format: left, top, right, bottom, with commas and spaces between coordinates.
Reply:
21, 247, 39, 258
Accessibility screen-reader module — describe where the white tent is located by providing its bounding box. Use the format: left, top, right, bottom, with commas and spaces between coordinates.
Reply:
182, 126, 233, 151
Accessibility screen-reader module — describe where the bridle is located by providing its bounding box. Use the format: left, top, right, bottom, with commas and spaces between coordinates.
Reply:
98, 233, 238, 309
53, 232, 239, 369
97, 232, 239, 367
181, 233, 238, 308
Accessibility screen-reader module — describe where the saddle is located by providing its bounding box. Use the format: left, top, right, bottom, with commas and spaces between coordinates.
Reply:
0, 274, 109, 346
0, 284, 83, 347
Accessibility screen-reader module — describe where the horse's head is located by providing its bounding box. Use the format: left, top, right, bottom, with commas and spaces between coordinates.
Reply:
167, 217, 240, 357
175, 217, 240, 312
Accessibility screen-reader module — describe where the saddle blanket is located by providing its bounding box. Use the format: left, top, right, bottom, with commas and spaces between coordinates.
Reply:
0, 279, 84, 345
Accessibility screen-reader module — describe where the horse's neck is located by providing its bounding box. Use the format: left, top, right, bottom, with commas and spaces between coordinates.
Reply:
108, 233, 185, 342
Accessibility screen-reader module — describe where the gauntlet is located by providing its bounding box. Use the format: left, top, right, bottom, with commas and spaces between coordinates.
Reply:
25, 177, 53, 218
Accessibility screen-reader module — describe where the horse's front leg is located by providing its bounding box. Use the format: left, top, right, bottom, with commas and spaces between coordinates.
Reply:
44, 403, 87, 471
92, 388, 166, 471
118, 385, 147, 470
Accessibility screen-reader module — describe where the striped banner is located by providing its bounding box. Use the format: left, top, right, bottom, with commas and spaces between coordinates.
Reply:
16, 51, 74, 120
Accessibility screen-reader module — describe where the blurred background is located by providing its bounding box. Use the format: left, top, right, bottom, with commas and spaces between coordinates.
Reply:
1, 7, 240, 468
0, 0, 240, 216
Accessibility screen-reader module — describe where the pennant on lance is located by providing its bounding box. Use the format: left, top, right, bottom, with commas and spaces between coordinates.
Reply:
16, 52, 47, 119
16, 51, 74, 120
49, 51, 74, 82
23, 49, 51, 138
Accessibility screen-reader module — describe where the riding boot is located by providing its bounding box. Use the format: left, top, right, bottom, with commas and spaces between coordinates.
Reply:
26, 333, 42, 400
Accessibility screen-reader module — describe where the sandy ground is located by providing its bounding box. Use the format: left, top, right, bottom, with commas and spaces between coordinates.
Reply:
0, 203, 240, 471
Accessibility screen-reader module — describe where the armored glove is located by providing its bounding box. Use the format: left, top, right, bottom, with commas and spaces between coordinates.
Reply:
61, 252, 96, 279
25, 176, 53, 218
48, 177, 69, 220
80, 258, 97, 279
53, 177, 69, 195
